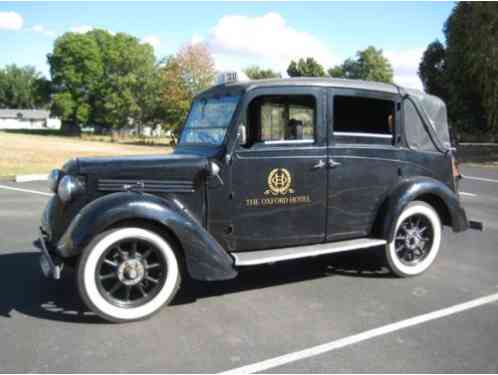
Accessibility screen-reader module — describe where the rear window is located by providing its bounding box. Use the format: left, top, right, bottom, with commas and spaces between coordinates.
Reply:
403, 100, 437, 152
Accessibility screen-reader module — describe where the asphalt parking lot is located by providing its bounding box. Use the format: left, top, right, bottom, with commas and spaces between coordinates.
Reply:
0, 164, 497, 372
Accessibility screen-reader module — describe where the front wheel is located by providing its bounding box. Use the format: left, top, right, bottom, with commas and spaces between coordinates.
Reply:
77, 227, 181, 322
386, 201, 442, 277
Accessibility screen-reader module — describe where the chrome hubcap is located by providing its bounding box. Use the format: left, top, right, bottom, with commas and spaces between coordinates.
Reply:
117, 259, 145, 286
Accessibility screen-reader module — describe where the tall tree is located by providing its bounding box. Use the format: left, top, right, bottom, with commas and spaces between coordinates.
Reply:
444, 2, 498, 134
243, 66, 281, 79
175, 42, 216, 97
48, 29, 162, 135
158, 56, 192, 131
0, 65, 50, 109
328, 46, 393, 83
418, 40, 448, 101
287, 57, 326, 77
158, 42, 216, 131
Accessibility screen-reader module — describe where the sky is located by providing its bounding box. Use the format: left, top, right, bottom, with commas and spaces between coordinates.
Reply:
0, 1, 455, 90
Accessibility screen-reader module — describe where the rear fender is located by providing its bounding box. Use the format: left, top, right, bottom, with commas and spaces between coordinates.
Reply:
57, 192, 237, 281
378, 177, 469, 242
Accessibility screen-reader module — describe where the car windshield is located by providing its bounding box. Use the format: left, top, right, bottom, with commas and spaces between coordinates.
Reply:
179, 95, 240, 145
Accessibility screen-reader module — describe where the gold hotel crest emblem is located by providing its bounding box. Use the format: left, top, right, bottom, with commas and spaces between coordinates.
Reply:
265, 168, 295, 196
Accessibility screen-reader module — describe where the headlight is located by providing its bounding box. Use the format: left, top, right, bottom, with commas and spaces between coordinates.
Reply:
58, 175, 84, 203
48, 169, 61, 192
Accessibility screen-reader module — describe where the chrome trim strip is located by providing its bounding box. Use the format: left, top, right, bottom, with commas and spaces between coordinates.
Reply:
263, 139, 314, 145
334, 132, 393, 139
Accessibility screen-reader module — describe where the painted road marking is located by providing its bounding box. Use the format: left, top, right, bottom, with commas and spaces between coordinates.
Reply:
0, 184, 53, 197
460, 192, 477, 197
219, 292, 498, 374
464, 175, 498, 184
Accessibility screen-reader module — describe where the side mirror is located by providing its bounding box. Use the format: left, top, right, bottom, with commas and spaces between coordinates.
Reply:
238, 123, 247, 146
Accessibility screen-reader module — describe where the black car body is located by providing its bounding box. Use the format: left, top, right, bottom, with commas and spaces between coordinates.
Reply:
37, 77, 472, 322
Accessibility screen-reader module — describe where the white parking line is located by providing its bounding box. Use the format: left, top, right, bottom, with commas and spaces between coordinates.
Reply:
460, 192, 477, 197
219, 292, 498, 374
0, 184, 53, 197
464, 175, 498, 184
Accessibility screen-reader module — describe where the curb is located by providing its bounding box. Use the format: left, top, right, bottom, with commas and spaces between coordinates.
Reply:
0, 174, 48, 183
15, 174, 48, 182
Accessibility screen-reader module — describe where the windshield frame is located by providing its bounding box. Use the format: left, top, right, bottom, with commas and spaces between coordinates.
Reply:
177, 87, 244, 148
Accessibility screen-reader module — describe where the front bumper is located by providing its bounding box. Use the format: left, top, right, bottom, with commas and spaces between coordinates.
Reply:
34, 228, 63, 280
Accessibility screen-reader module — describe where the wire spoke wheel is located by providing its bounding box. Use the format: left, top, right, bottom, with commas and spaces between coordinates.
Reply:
394, 213, 434, 266
95, 238, 168, 308
386, 201, 442, 278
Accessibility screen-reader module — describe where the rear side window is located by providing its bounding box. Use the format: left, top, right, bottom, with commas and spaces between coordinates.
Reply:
403, 100, 437, 152
333, 96, 395, 144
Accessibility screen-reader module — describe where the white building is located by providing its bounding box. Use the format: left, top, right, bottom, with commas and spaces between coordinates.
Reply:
0, 109, 61, 130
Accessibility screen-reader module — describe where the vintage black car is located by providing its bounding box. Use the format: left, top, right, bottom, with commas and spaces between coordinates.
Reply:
37, 75, 472, 322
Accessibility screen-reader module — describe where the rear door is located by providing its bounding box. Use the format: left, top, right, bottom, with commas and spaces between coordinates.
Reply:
327, 88, 402, 241
230, 86, 328, 251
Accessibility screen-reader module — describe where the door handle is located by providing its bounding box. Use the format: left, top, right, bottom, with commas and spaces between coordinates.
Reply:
313, 160, 326, 169
328, 159, 342, 169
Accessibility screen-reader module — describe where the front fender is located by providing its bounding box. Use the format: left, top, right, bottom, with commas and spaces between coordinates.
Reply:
57, 192, 237, 281
380, 177, 469, 242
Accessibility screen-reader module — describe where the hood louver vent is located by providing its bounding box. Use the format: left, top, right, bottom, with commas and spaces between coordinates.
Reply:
97, 179, 195, 193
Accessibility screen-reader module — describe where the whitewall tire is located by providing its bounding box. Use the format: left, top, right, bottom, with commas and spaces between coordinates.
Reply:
77, 227, 181, 322
386, 201, 442, 277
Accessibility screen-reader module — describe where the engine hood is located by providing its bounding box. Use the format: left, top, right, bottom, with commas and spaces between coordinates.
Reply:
67, 153, 210, 183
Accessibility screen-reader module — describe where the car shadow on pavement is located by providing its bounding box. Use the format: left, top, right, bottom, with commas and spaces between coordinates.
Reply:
0, 247, 393, 322
173, 246, 394, 306
0, 251, 103, 324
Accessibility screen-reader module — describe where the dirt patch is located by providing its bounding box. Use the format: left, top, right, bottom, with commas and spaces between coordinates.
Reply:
0, 132, 173, 176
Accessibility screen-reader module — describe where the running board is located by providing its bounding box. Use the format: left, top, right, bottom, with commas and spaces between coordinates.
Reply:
231, 238, 387, 266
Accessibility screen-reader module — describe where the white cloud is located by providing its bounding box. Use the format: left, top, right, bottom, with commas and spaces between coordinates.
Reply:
385, 48, 425, 90
141, 35, 161, 50
0, 11, 23, 30
30, 24, 56, 37
202, 12, 336, 75
191, 34, 204, 45
70, 25, 94, 34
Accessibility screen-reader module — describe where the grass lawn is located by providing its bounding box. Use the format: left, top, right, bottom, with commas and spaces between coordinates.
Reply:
0, 131, 172, 176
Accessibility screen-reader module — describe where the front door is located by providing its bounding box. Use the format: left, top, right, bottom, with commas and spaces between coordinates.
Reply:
230, 87, 328, 251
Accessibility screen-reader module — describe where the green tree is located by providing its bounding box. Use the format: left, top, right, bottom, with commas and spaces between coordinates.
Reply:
243, 66, 281, 79
443, 2, 498, 134
287, 57, 326, 77
328, 46, 393, 83
48, 29, 162, 135
418, 40, 448, 101
0, 64, 50, 109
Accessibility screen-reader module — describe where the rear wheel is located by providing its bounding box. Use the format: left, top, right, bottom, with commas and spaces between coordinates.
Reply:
77, 227, 181, 322
386, 201, 442, 277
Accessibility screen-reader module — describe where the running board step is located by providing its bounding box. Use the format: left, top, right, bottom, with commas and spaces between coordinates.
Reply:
232, 238, 387, 266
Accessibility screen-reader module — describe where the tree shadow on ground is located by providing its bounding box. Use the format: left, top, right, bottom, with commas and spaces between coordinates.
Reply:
0, 247, 392, 323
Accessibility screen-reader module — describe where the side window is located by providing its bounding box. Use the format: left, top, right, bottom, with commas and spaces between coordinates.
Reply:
248, 95, 315, 145
333, 95, 395, 145
403, 100, 437, 152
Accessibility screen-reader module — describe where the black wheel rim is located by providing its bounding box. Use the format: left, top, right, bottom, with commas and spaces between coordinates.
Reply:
394, 213, 434, 266
95, 238, 167, 308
